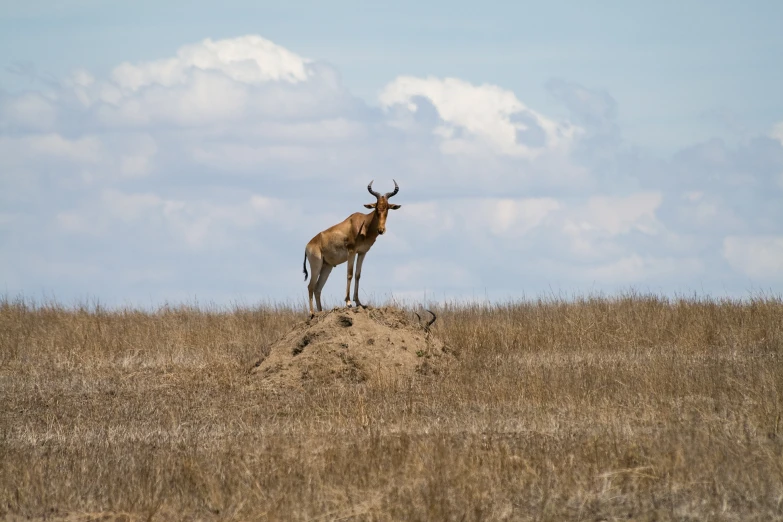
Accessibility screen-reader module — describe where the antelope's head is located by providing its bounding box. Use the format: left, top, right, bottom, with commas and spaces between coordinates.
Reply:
365, 180, 401, 235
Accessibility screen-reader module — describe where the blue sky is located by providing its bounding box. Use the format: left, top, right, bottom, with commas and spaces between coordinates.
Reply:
1, 1, 782, 307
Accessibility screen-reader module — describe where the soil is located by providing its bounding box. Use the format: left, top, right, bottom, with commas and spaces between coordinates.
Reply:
251, 306, 452, 388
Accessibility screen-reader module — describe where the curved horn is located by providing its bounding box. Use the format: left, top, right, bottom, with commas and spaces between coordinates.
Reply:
415, 309, 437, 331
367, 180, 381, 198
384, 179, 399, 199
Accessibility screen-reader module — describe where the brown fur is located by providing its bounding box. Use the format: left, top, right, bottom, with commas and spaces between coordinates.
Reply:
304, 181, 401, 316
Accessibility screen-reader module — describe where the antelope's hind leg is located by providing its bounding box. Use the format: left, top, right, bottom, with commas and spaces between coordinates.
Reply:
314, 263, 333, 313
306, 253, 323, 317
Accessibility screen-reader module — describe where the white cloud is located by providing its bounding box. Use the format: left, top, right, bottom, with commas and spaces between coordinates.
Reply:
481, 198, 561, 236
678, 191, 743, 230
686, 198, 718, 222
0, 132, 160, 187
68, 68, 95, 87
546, 79, 617, 130
0, 133, 102, 166
2, 34, 782, 304
101, 189, 164, 223
585, 255, 702, 282
188, 118, 370, 173
111, 35, 311, 92
56, 211, 106, 236
723, 236, 783, 279
393, 258, 476, 287
1, 92, 57, 131
250, 195, 290, 218
66, 36, 353, 129
110, 133, 158, 178
771, 121, 783, 147
58, 189, 296, 250
395, 197, 560, 241
379, 76, 580, 157
107, 70, 250, 126
553, 192, 669, 261
394, 202, 455, 240
564, 192, 662, 237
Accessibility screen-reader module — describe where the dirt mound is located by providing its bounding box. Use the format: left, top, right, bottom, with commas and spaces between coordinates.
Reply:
252, 306, 451, 388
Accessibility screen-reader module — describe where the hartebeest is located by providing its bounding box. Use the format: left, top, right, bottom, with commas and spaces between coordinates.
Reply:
303, 180, 401, 317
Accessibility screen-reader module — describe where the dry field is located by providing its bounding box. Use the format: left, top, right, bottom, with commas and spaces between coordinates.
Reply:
1, 294, 783, 521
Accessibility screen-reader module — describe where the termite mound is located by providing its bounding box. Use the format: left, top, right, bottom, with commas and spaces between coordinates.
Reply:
252, 306, 452, 389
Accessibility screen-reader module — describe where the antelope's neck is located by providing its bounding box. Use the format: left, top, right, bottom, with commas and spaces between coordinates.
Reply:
364, 210, 381, 236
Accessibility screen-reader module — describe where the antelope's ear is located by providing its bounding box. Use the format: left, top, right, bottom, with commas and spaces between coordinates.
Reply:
389, 204, 402, 210
364, 203, 376, 209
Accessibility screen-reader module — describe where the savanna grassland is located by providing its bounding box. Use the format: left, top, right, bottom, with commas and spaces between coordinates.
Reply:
1, 294, 782, 521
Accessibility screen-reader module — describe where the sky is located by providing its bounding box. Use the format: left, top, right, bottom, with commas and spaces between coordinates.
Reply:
1, 1, 782, 308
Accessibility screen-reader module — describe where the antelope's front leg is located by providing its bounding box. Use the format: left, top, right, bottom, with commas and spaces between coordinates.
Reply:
345, 250, 357, 308
353, 252, 366, 308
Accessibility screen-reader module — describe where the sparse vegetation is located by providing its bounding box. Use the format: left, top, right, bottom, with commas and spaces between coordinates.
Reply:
1, 294, 782, 520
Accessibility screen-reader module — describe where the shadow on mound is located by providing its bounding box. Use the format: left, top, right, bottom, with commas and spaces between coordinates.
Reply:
252, 306, 453, 389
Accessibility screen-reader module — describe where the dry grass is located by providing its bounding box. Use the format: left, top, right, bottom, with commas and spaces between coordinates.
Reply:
1, 293, 783, 521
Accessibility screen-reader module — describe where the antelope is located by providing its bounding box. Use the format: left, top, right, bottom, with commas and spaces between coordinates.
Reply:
303, 180, 401, 317
415, 309, 437, 332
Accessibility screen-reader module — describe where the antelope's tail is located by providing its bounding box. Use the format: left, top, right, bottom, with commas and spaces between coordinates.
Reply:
303, 251, 308, 281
